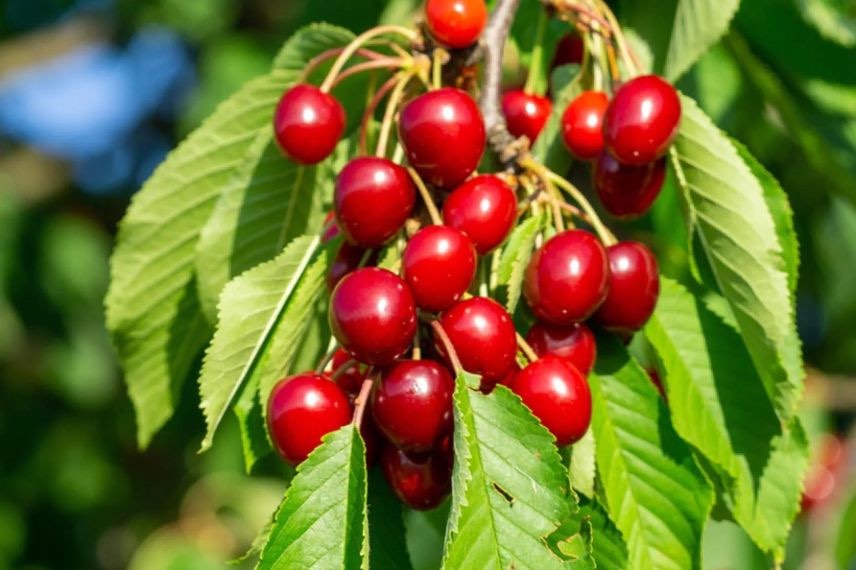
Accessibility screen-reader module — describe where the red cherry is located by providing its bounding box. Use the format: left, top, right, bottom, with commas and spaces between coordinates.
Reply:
273, 84, 345, 165
526, 321, 596, 376
330, 268, 417, 366
437, 297, 517, 382
510, 355, 591, 446
551, 34, 584, 69
594, 154, 666, 219
482, 361, 520, 393
335, 157, 415, 247
381, 445, 451, 510
371, 359, 454, 452
603, 75, 681, 165
330, 348, 366, 395
399, 88, 486, 189
425, 0, 487, 49
501, 90, 552, 143
594, 241, 660, 333
561, 91, 609, 160
442, 174, 517, 254
327, 241, 368, 291
403, 225, 477, 312
267, 373, 352, 465
524, 230, 610, 325
321, 211, 340, 243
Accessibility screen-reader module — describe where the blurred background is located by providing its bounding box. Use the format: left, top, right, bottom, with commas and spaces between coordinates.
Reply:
0, 0, 853, 568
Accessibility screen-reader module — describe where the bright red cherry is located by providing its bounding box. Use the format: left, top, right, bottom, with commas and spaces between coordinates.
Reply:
594, 154, 666, 218
501, 90, 552, 143
334, 157, 415, 247
327, 241, 367, 291
273, 84, 345, 165
381, 445, 452, 510
425, 0, 487, 49
399, 88, 486, 189
330, 268, 417, 366
594, 241, 660, 333
603, 75, 681, 165
524, 230, 610, 325
371, 359, 454, 452
267, 373, 352, 465
403, 225, 477, 312
330, 348, 366, 395
561, 91, 609, 160
510, 355, 591, 446
551, 34, 584, 69
437, 296, 517, 382
442, 174, 517, 254
526, 321, 596, 376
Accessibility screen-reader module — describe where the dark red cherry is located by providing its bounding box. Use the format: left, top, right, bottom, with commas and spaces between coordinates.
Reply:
267, 373, 351, 465
442, 174, 517, 254
371, 359, 454, 452
330, 348, 366, 395
403, 225, 477, 312
360, 411, 382, 467
561, 91, 609, 160
524, 229, 610, 325
273, 84, 345, 165
330, 268, 417, 366
594, 154, 666, 218
482, 361, 520, 393
526, 321, 596, 376
399, 88, 486, 189
551, 34, 584, 69
437, 296, 517, 382
381, 445, 452, 510
335, 157, 415, 247
321, 211, 340, 243
603, 75, 681, 165
327, 241, 367, 291
595, 241, 660, 333
501, 90, 552, 143
425, 0, 487, 49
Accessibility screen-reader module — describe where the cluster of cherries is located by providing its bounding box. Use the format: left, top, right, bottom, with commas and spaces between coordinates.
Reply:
263, 0, 669, 511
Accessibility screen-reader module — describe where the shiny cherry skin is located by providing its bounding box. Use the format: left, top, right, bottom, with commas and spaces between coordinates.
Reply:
381, 444, 451, 510
524, 230, 610, 325
437, 296, 517, 382
603, 75, 681, 165
425, 0, 487, 49
551, 34, 584, 69
502, 90, 552, 143
442, 174, 517, 254
510, 355, 592, 446
330, 268, 417, 366
594, 154, 666, 218
267, 373, 352, 465
594, 241, 660, 333
335, 157, 415, 247
403, 225, 477, 312
399, 88, 486, 189
371, 359, 454, 452
273, 84, 345, 165
330, 348, 366, 395
526, 321, 596, 376
561, 91, 609, 160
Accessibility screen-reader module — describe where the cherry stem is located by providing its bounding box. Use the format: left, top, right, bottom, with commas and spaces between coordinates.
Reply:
430, 320, 464, 376
432, 49, 444, 89
523, 9, 549, 95
360, 73, 401, 155
516, 332, 539, 363
331, 358, 359, 382
595, 0, 641, 76
320, 25, 418, 93
331, 58, 407, 89
376, 71, 415, 157
353, 376, 375, 427
407, 167, 443, 225
315, 337, 339, 373
413, 323, 422, 360
302, 46, 391, 83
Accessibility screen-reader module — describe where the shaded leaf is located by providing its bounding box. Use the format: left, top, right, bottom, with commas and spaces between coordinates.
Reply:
496, 213, 545, 312
368, 468, 413, 570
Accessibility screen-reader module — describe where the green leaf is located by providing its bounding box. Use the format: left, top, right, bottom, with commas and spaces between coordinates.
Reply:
234, 372, 272, 472
442, 374, 575, 569
671, 94, 803, 422
496, 213, 544, 312
368, 468, 413, 570
532, 65, 583, 172
590, 336, 713, 570
581, 498, 628, 570
568, 429, 595, 499
257, 425, 368, 570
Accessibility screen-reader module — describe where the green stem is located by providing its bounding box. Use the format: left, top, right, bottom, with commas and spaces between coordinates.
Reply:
523, 10, 549, 95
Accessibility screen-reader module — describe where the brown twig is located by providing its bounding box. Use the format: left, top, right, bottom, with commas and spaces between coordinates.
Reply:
353, 377, 375, 427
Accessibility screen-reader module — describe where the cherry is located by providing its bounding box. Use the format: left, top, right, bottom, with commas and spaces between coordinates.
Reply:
330, 348, 366, 395
371, 359, 454, 452
327, 241, 367, 291
334, 157, 415, 247
501, 90, 552, 143
526, 321, 596, 376
273, 84, 345, 165
594, 241, 660, 333
603, 75, 681, 165
267, 373, 352, 465
551, 34, 584, 69
381, 444, 451, 510
425, 0, 487, 49
482, 361, 520, 393
510, 355, 591, 446
442, 174, 517, 254
321, 211, 340, 243
437, 296, 517, 382
593, 154, 666, 218
524, 230, 610, 325
399, 88, 486, 189
403, 225, 477, 312
330, 268, 417, 366
561, 91, 609, 160
360, 411, 382, 467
